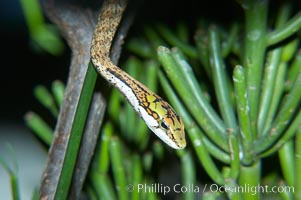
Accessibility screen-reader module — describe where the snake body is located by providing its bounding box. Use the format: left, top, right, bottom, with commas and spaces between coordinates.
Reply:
90, 0, 186, 149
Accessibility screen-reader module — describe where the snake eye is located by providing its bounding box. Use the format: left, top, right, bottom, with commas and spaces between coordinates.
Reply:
160, 121, 169, 129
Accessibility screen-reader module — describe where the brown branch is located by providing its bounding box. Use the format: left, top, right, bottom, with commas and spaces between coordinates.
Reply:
39, 0, 137, 199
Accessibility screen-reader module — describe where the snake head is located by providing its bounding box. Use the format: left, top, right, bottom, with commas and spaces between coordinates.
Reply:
141, 95, 186, 149
158, 113, 186, 149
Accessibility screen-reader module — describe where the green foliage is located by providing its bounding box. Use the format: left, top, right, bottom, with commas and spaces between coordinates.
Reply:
24, 80, 65, 146
19, 0, 64, 55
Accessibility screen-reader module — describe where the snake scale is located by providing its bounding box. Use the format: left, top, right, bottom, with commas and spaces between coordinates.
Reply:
90, 0, 186, 149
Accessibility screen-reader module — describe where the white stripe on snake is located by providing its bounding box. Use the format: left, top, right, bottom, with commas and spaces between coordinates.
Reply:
90, 0, 186, 149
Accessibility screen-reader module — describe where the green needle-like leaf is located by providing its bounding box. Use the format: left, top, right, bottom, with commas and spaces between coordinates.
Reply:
268, 11, 301, 46
180, 150, 196, 200
233, 65, 253, 164
227, 132, 240, 180
91, 173, 116, 200
285, 51, 301, 91
257, 48, 282, 134
126, 37, 154, 58
34, 85, 58, 117
262, 62, 287, 134
97, 122, 113, 173
156, 23, 197, 58
131, 154, 143, 200
279, 140, 295, 186
295, 129, 301, 199
110, 136, 128, 200
208, 27, 237, 131
24, 111, 53, 145
51, 80, 65, 106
